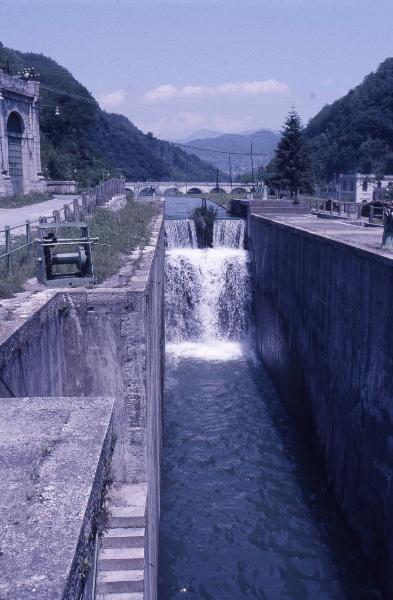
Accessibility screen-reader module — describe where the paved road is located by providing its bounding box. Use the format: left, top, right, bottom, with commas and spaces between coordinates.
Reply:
0, 195, 78, 239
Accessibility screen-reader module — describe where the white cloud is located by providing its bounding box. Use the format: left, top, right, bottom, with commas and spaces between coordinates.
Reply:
144, 84, 178, 102
144, 79, 290, 103
98, 89, 127, 108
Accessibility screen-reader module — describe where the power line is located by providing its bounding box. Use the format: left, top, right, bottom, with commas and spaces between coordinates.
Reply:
175, 141, 274, 158
40, 83, 98, 105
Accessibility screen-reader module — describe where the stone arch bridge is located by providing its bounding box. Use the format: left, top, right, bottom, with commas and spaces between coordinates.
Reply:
125, 181, 257, 198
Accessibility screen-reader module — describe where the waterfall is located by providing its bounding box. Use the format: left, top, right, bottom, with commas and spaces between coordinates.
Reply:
213, 219, 245, 249
165, 218, 250, 359
165, 219, 197, 248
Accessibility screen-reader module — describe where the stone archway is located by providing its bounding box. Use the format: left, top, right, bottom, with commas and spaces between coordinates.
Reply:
7, 112, 24, 195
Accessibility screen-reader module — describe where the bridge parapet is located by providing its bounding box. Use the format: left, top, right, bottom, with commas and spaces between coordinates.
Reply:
125, 181, 262, 198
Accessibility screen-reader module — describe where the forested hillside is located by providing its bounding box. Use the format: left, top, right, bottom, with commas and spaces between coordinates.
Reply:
305, 58, 393, 181
0, 42, 217, 185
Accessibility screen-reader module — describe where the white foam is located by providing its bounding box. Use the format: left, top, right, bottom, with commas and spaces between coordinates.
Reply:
165, 248, 251, 343
166, 340, 246, 361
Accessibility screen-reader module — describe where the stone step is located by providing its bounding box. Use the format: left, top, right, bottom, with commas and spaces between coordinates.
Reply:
99, 547, 144, 561
98, 569, 144, 583
99, 557, 144, 571
102, 535, 145, 549
97, 579, 144, 594
108, 515, 145, 528
106, 527, 145, 537
110, 505, 145, 518
97, 593, 143, 600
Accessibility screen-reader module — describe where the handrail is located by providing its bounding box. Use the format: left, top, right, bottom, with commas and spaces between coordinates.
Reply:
309, 197, 385, 225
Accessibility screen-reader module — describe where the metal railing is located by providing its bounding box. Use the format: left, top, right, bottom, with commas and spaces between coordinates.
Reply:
308, 198, 385, 224
0, 178, 125, 275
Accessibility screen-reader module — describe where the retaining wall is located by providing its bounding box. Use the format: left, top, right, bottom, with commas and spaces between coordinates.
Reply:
0, 211, 164, 599
249, 213, 393, 597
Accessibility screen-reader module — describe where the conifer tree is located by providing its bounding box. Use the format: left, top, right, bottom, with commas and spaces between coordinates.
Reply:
274, 107, 314, 201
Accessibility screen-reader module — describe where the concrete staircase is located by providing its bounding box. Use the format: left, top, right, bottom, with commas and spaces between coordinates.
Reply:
97, 483, 147, 600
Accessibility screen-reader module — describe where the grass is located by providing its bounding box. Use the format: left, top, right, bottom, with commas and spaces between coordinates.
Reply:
0, 191, 54, 209
0, 199, 157, 298
0, 234, 37, 298
90, 200, 156, 283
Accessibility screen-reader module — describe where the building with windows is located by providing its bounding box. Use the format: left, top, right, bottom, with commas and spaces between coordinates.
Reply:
338, 173, 393, 203
0, 71, 45, 197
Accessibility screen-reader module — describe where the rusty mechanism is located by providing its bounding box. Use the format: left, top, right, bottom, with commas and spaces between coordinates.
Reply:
36, 222, 97, 286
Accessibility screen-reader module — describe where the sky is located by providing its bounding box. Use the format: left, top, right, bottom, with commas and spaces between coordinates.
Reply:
1, 0, 393, 140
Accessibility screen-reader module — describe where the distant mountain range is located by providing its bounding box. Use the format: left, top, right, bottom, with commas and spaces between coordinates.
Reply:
175, 129, 280, 175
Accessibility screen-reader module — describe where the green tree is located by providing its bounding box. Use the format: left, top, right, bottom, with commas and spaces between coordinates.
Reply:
274, 107, 314, 201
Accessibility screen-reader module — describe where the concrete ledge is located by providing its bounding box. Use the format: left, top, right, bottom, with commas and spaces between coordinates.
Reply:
0, 396, 114, 600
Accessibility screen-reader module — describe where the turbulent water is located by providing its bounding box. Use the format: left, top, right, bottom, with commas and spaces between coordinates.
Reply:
165, 219, 198, 248
159, 208, 379, 600
213, 218, 246, 249
165, 218, 250, 349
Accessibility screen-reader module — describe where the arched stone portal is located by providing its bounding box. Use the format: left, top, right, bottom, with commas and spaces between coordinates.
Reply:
7, 112, 24, 195
0, 71, 45, 198
187, 187, 202, 194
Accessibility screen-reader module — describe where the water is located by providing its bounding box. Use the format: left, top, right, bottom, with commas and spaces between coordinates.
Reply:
165, 219, 198, 248
165, 196, 233, 220
213, 219, 246, 249
159, 200, 380, 599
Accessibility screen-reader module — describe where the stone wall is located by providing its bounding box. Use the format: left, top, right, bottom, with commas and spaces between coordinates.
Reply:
249, 213, 393, 596
46, 180, 77, 194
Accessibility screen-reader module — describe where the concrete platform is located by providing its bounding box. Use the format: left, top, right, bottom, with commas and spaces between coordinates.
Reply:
250, 211, 393, 262
0, 396, 114, 600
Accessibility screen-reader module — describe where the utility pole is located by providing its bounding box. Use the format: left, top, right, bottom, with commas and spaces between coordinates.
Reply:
186, 156, 189, 194
228, 154, 233, 191
250, 141, 255, 190
216, 168, 219, 192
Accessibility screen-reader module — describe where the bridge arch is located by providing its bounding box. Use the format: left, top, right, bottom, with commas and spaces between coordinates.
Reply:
139, 186, 156, 196
163, 187, 180, 196
210, 186, 226, 194
187, 187, 202, 194
232, 187, 247, 194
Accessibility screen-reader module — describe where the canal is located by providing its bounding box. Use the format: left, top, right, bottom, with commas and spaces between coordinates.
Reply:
158, 197, 380, 600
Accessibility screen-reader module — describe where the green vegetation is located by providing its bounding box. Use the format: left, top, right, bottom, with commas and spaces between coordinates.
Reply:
0, 191, 53, 209
305, 58, 393, 181
265, 107, 314, 199
91, 200, 156, 282
0, 199, 156, 297
0, 233, 36, 299
191, 205, 217, 248
0, 42, 218, 185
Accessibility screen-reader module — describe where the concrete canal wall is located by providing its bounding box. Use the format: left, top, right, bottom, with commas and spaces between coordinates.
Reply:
249, 212, 393, 597
0, 211, 164, 599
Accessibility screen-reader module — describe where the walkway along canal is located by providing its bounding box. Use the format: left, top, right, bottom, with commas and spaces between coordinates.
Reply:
158, 198, 380, 600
